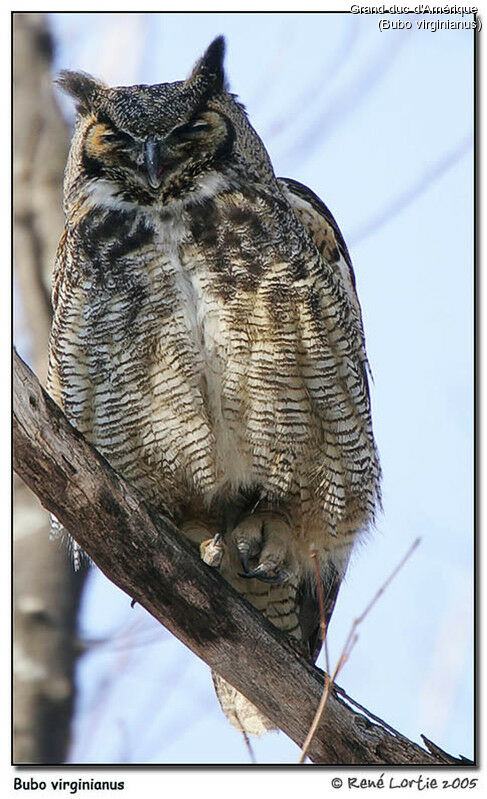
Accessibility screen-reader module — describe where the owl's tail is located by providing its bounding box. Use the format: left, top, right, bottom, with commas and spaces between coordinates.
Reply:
211, 575, 303, 736
212, 672, 277, 736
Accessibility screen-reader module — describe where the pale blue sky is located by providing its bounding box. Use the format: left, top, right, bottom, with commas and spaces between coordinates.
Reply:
44, 12, 474, 764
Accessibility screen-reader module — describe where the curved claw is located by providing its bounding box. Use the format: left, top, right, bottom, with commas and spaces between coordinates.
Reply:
238, 550, 251, 575
200, 533, 224, 568
238, 564, 288, 584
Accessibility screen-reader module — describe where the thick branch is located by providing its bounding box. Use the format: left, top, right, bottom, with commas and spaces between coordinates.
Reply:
13, 349, 470, 766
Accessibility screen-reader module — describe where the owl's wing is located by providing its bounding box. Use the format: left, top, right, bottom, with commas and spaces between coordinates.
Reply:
278, 174, 373, 415
46, 230, 88, 570
278, 177, 353, 270
278, 177, 373, 661
277, 176, 366, 353
47, 230, 67, 405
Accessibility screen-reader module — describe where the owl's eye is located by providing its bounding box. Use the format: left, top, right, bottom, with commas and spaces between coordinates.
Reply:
188, 120, 210, 132
95, 118, 135, 150
105, 128, 135, 148
172, 119, 210, 141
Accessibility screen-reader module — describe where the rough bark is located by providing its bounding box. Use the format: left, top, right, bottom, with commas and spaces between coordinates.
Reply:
13, 349, 472, 766
13, 12, 85, 765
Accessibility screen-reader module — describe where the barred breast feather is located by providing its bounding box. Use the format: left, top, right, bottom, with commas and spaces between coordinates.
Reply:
49, 178, 380, 567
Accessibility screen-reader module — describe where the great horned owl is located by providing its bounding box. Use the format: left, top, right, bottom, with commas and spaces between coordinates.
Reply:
48, 37, 381, 737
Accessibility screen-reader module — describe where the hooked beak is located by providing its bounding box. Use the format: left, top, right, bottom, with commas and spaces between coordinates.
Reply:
144, 138, 164, 190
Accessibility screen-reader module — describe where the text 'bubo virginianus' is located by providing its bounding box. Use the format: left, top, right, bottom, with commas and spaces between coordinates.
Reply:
48, 37, 381, 737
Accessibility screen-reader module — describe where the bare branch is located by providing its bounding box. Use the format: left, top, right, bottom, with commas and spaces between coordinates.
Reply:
299, 539, 420, 763
13, 349, 471, 766
349, 135, 472, 247
282, 33, 411, 167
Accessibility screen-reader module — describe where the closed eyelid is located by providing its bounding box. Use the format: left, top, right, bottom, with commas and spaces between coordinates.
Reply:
94, 119, 135, 143
190, 120, 210, 129
171, 118, 211, 137
108, 129, 135, 143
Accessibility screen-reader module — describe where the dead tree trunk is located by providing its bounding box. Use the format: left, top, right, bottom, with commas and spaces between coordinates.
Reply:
13, 12, 86, 764
13, 12, 69, 379
13, 349, 472, 766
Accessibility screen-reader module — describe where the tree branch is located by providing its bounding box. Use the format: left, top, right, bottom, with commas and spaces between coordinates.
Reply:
13, 348, 471, 766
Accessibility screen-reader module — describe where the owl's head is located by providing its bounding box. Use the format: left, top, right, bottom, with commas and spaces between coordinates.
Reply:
58, 37, 274, 209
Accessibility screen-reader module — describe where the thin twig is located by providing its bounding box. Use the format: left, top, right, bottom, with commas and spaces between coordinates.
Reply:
299, 538, 421, 764
242, 729, 257, 765
298, 673, 333, 763
341, 537, 421, 663
310, 548, 330, 675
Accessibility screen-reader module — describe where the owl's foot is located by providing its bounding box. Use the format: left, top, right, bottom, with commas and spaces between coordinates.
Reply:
231, 511, 292, 584
180, 521, 224, 567
200, 533, 224, 568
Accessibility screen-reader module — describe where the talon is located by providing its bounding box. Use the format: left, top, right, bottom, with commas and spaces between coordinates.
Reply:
239, 564, 288, 584
230, 510, 292, 586
238, 550, 251, 575
200, 533, 224, 568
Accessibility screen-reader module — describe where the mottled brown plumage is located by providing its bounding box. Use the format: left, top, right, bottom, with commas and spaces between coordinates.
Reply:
48, 37, 381, 736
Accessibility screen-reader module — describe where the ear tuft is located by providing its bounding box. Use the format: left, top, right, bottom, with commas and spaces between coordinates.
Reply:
188, 36, 227, 93
56, 70, 106, 114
